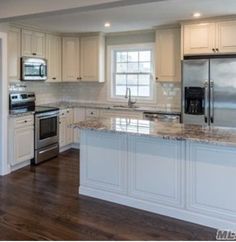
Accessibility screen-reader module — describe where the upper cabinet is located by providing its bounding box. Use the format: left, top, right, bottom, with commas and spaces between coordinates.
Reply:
8, 27, 21, 82
21, 29, 45, 57
80, 35, 105, 82
62, 37, 80, 82
46, 34, 62, 82
183, 20, 236, 56
62, 35, 105, 82
155, 28, 181, 82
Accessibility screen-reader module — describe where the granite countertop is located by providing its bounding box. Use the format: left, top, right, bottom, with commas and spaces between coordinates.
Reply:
72, 117, 236, 147
8, 110, 35, 118
44, 101, 181, 115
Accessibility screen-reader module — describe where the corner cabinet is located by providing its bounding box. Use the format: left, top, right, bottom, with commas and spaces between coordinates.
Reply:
80, 35, 105, 82
183, 20, 236, 55
21, 29, 45, 57
62, 37, 80, 82
155, 28, 181, 82
8, 27, 21, 83
62, 35, 105, 83
46, 34, 62, 82
8, 115, 34, 167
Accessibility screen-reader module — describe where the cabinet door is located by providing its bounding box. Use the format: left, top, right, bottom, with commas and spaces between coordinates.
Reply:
80, 36, 99, 81
13, 126, 34, 165
46, 34, 61, 82
21, 29, 33, 56
59, 115, 66, 148
217, 20, 236, 53
74, 108, 86, 144
62, 37, 80, 82
32, 32, 45, 57
186, 142, 236, 222
156, 28, 181, 82
183, 23, 215, 55
8, 27, 21, 82
65, 109, 74, 146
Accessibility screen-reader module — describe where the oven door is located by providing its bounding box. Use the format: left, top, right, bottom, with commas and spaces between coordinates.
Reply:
21, 57, 47, 81
35, 111, 59, 149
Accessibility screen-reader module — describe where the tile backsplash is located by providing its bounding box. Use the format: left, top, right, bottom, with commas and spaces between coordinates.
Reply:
9, 81, 181, 109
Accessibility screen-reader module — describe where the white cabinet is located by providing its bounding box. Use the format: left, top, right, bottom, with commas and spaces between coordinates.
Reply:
183, 20, 236, 55
8, 27, 21, 83
186, 142, 236, 223
80, 35, 105, 82
85, 108, 100, 118
155, 28, 181, 82
128, 136, 184, 208
62, 35, 105, 82
59, 109, 74, 148
217, 20, 236, 53
62, 37, 80, 82
21, 29, 45, 57
46, 34, 62, 82
183, 23, 216, 55
80, 130, 127, 194
101, 109, 143, 119
9, 115, 34, 166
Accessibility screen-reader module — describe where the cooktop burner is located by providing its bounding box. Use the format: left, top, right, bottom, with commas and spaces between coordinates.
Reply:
9, 106, 59, 115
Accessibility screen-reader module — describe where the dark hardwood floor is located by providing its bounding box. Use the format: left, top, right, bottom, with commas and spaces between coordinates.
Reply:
0, 149, 216, 240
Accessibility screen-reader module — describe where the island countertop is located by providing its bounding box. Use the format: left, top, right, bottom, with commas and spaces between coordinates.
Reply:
73, 117, 236, 147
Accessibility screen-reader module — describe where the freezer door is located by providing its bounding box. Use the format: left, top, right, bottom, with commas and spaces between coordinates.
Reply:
210, 58, 236, 127
182, 59, 209, 125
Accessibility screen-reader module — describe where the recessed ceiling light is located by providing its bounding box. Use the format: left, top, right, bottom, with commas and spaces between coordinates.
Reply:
104, 22, 111, 28
193, 12, 201, 18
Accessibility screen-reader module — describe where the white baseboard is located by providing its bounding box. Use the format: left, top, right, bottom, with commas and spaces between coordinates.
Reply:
79, 186, 236, 231
10, 160, 31, 172
60, 143, 80, 153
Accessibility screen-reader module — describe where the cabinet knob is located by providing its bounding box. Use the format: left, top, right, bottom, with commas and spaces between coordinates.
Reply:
212, 48, 215, 52
155, 77, 159, 82
215, 48, 219, 52
32, 53, 37, 56
24, 120, 27, 123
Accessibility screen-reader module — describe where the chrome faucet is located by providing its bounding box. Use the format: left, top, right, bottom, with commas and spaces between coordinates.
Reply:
125, 87, 136, 108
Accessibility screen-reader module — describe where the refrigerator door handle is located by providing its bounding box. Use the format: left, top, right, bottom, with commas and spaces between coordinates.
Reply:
204, 80, 208, 123
210, 80, 214, 124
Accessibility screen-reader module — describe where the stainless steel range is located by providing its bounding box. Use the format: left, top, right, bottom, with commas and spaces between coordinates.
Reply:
9, 91, 59, 164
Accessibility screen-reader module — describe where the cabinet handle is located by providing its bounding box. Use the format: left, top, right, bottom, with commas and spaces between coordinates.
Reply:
32, 53, 37, 56
77, 77, 82, 80
52, 77, 56, 80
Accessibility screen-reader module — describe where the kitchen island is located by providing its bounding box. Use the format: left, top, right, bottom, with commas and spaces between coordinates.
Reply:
73, 117, 236, 231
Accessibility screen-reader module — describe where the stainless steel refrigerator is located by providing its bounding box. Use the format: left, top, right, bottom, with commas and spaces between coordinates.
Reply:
182, 57, 236, 127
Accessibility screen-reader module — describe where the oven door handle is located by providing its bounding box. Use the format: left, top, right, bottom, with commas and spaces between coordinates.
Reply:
39, 145, 58, 155
36, 114, 59, 120
36, 111, 59, 118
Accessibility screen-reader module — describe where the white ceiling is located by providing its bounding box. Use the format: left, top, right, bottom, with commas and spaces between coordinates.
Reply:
7, 0, 236, 33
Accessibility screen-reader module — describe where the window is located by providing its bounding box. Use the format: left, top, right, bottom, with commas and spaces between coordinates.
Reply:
110, 44, 154, 100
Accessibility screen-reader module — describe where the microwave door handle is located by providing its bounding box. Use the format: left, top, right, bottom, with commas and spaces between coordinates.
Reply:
39, 64, 46, 77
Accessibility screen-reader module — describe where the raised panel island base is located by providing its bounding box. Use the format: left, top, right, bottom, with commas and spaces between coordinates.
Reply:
75, 118, 236, 231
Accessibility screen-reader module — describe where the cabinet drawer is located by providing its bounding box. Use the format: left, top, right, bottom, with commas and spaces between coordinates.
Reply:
13, 115, 34, 128
86, 108, 99, 118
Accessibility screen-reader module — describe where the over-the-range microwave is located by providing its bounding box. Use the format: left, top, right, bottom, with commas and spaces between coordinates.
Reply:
21, 57, 47, 81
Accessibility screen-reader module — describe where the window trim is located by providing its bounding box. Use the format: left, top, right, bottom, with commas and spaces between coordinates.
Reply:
107, 43, 156, 103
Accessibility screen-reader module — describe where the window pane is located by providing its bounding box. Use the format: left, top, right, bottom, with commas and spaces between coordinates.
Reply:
117, 63, 127, 73
128, 51, 138, 62
138, 86, 150, 97
116, 86, 126, 96
127, 86, 138, 96
139, 74, 150, 85
127, 62, 139, 73
116, 74, 126, 85
139, 62, 151, 72
127, 74, 138, 85
139, 51, 151, 62
116, 52, 127, 62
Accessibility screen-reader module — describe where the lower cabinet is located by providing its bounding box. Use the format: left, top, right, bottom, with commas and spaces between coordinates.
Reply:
186, 142, 236, 223
59, 109, 74, 148
73, 108, 86, 144
9, 115, 34, 167
128, 136, 184, 208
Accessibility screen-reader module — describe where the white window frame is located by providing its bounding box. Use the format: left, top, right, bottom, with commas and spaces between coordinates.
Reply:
107, 43, 156, 103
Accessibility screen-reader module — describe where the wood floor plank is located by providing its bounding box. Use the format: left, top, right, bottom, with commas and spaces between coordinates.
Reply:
0, 149, 216, 240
